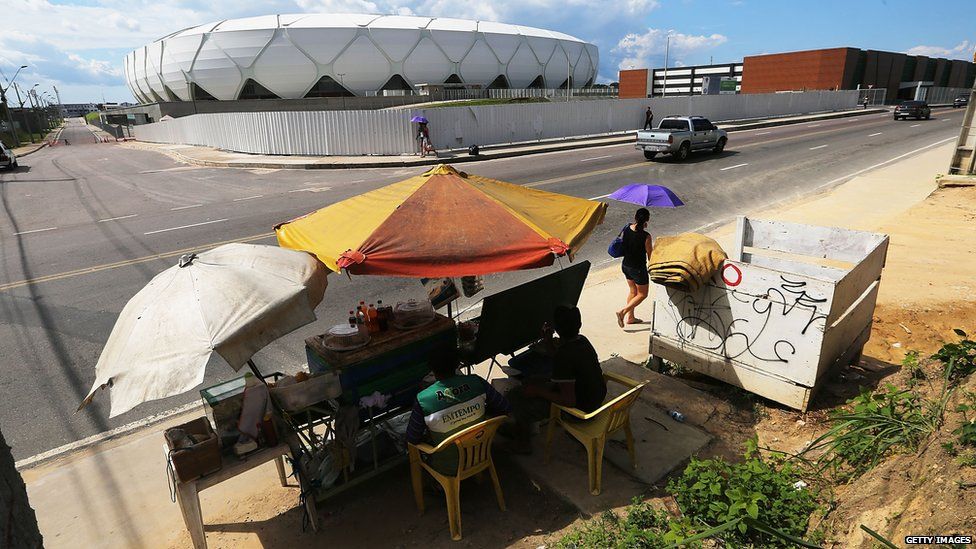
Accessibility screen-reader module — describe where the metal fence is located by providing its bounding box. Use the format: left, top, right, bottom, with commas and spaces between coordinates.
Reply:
921, 87, 970, 105
856, 89, 887, 106
134, 90, 859, 156
441, 88, 618, 101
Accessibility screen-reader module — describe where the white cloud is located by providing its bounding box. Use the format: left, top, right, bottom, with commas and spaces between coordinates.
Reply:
906, 40, 973, 60
1, 0, 663, 101
614, 28, 728, 70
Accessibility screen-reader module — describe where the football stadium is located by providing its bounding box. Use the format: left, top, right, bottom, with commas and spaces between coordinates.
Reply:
124, 13, 600, 102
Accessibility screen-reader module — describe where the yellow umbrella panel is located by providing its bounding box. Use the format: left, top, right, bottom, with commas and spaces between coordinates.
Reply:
275, 165, 607, 278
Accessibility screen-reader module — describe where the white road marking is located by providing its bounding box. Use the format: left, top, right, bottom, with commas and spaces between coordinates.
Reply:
144, 218, 228, 235
348, 179, 366, 183
170, 204, 202, 211
289, 187, 333, 193
809, 144, 828, 150
98, 214, 137, 223
233, 195, 263, 202
13, 227, 57, 236
755, 131, 771, 136
868, 132, 883, 137
580, 155, 614, 162
588, 193, 612, 200
138, 166, 200, 174
720, 163, 749, 171
807, 124, 821, 128
910, 124, 921, 128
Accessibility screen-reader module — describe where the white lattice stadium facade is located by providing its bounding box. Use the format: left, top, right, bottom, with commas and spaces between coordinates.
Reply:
123, 14, 599, 102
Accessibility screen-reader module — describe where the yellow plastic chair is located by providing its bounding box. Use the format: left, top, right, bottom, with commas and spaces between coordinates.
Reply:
544, 371, 647, 495
408, 416, 507, 541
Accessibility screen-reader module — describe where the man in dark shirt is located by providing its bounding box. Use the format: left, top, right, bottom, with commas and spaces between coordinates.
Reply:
502, 306, 606, 453
524, 305, 606, 412
643, 106, 654, 130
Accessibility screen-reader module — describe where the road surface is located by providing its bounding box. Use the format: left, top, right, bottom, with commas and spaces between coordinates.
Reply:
0, 109, 964, 459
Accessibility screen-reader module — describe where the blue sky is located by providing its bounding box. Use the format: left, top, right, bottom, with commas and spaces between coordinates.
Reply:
1, 0, 973, 103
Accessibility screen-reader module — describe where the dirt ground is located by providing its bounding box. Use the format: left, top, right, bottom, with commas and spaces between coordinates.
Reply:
167, 181, 976, 548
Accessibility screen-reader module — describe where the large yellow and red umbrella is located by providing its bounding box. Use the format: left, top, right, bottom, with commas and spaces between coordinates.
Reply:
275, 164, 607, 277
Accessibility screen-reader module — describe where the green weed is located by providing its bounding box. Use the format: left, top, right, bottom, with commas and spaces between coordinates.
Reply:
931, 329, 976, 382
801, 383, 949, 481
667, 440, 818, 545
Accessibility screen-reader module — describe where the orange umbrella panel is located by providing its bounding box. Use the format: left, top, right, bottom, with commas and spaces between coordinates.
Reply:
275, 165, 607, 277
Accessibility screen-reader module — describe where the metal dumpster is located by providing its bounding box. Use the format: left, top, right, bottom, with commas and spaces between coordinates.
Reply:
648, 216, 889, 411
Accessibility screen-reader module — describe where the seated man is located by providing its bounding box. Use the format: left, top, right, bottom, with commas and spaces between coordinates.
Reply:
406, 346, 511, 474
505, 305, 606, 452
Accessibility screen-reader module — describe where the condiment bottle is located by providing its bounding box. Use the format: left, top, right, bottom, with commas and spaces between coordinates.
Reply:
376, 299, 389, 331
367, 304, 379, 334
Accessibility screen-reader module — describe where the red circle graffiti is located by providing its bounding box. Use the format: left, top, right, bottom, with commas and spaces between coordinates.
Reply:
722, 264, 742, 287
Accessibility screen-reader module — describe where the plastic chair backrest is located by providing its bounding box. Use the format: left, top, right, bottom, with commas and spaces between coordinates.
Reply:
449, 416, 505, 475
603, 386, 644, 434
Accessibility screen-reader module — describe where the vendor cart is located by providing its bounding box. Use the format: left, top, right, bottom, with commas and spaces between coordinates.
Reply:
649, 216, 889, 411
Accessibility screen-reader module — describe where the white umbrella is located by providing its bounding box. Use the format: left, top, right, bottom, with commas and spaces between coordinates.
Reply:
82, 243, 328, 417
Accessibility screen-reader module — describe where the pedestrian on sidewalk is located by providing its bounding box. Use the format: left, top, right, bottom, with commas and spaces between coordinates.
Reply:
616, 208, 653, 327
417, 122, 434, 157
862, 96, 869, 109
643, 106, 654, 130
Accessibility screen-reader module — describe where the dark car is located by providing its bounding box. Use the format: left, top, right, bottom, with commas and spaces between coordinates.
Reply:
894, 100, 931, 120
954, 95, 970, 108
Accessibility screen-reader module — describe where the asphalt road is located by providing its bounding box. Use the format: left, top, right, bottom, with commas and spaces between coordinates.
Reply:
0, 109, 964, 460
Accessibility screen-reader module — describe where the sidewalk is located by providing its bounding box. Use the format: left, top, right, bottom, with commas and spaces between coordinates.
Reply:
19, 140, 961, 549
11, 126, 65, 157
120, 108, 887, 170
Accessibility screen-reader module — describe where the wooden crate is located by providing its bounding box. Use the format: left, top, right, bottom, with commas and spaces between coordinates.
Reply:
649, 216, 889, 411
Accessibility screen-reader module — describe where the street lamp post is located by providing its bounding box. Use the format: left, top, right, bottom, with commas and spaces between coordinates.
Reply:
1, 64, 28, 147
662, 33, 672, 98
11, 83, 35, 143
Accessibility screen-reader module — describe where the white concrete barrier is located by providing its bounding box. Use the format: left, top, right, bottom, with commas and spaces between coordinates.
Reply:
134, 90, 859, 156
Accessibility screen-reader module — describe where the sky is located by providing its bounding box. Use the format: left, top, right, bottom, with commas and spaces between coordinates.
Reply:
1, 0, 973, 103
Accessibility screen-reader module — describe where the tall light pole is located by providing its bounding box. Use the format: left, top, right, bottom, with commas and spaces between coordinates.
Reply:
52, 85, 64, 121
1, 64, 27, 147
662, 33, 672, 98
11, 83, 35, 143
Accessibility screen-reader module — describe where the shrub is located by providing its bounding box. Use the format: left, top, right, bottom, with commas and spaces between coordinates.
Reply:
931, 329, 976, 382
667, 441, 818, 545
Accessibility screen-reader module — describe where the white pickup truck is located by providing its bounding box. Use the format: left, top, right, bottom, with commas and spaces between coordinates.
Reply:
635, 115, 728, 161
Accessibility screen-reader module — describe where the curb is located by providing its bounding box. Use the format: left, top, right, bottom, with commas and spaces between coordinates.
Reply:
143, 108, 890, 170
16, 126, 66, 158
16, 401, 203, 471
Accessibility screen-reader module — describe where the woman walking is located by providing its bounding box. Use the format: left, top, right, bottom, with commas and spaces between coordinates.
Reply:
616, 208, 653, 327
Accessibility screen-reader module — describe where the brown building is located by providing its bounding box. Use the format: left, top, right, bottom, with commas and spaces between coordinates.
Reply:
619, 68, 650, 99
741, 47, 976, 101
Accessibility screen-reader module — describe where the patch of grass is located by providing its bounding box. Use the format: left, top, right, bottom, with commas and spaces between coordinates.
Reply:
84, 112, 100, 124
554, 500, 694, 549
424, 97, 550, 108
801, 383, 950, 481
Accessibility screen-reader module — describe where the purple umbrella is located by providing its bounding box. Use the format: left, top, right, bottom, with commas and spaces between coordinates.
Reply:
608, 184, 684, 208
410, 115, 428, 123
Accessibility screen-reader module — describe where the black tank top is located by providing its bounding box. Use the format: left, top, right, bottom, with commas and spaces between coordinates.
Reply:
621, 224, 648, 269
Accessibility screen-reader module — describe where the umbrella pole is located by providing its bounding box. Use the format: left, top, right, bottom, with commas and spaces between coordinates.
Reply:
247, 359, 269, 385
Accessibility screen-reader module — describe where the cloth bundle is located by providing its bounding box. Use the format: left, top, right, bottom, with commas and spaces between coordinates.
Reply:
647, 233, 728, 292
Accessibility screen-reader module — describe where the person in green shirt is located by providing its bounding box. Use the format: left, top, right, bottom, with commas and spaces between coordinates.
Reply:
406, 346, 511, 474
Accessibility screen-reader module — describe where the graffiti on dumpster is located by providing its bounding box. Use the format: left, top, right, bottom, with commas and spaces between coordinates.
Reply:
664, 274, 828, 364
